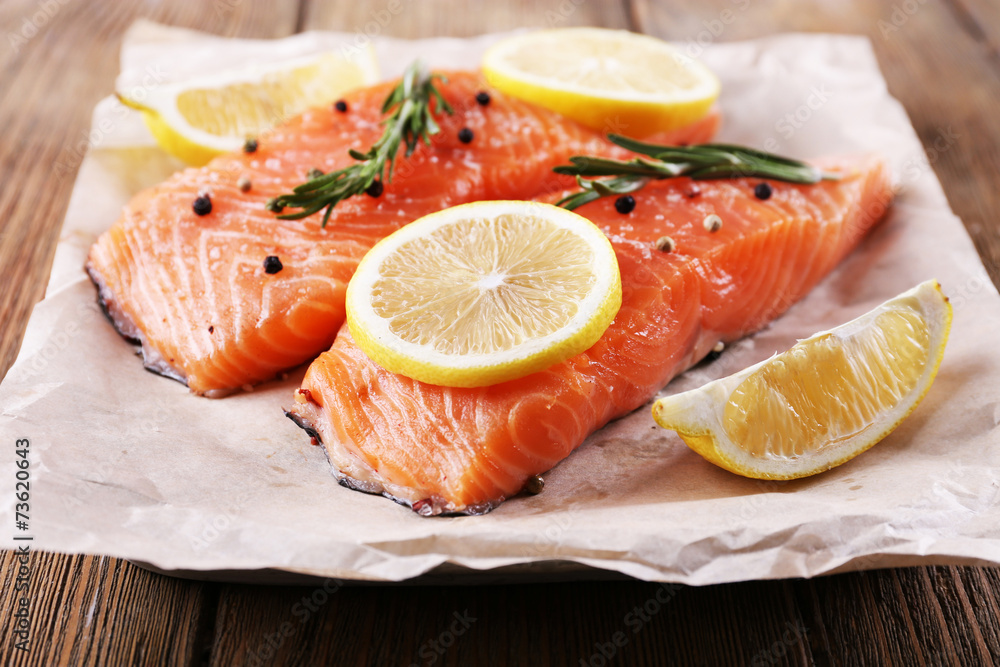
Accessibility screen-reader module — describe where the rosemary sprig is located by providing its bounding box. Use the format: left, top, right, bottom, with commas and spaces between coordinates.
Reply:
555, 134, 839, 210
268, 60, 454, 227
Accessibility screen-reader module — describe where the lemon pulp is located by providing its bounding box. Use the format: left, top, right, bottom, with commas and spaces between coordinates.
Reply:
346, 201, 622, 388
482, 28, 720, 136
652, 280, 951, 479
121, 49, 379, 165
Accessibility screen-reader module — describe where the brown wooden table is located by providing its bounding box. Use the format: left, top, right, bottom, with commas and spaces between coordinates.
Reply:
2, 1, 999, 664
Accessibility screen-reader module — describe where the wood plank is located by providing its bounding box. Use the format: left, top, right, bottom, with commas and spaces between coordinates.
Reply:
795, 572, 900, 665
947, 0, 1000, 56
0, 551, 216, 666
794, 567, 1000, 665
300, 0, 632, 37
208, 578, 816, 666
920, 566, 1000, 665
632, 0, 1000, 286
958, 567, 1000, 664
0, 1, 300, 665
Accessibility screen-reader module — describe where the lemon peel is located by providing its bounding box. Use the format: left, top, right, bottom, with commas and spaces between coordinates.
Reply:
346, 201, 622, 388
119, 49, 379, 165
482, 28, 719, 137
653, 280, 952, 479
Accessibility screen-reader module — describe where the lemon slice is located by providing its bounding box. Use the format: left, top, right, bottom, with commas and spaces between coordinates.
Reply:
482, 28, 720, 137
652, 280, 952, 479
118, 49, 379, 166
346, 201, 622, 388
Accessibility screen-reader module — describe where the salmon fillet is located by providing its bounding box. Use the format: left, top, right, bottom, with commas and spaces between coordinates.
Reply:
86, 71, 719, 396
287, 156, 893, 515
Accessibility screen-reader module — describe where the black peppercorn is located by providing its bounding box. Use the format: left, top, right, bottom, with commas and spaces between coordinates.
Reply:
754, 182, 773, 200
614, 195, 636, 214
193, 195, 212, 216
243, 138, 258, 153
475, 91, 491, 106
458, 127, 474, 144
263, 256, 283, 274
366, 179, 384, 198
334, 100, 348, 113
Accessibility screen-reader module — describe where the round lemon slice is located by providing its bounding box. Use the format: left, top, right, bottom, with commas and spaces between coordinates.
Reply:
482, 28, 720, 137
346, 201, 622, 388
118, 49, 379, 166
652, 280, 952, 479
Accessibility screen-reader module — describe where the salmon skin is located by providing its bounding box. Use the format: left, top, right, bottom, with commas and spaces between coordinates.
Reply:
86, 71, 718, 397
286, 157, 893, 515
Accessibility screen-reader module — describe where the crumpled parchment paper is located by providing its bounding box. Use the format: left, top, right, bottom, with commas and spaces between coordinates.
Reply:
1, 21, 998, 584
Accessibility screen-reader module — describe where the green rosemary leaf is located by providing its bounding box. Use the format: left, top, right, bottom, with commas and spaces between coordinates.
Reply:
556, 137, 839, 210
703, 143, 815, 168
590, 177, 644, 197
386, 153, 398, 182
556, 175, 648, 210
270, 60, 453, 226
556, 190, 601, 210
605, 133, 675, 158
555, 156, 683, 179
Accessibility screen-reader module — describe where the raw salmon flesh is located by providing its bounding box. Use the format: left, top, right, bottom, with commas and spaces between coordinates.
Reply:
287, 158, 892, 514
86, 72, 717, 396
86, 69, 891, 516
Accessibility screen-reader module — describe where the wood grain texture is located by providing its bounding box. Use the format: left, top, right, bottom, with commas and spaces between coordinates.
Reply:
1, 1, 999, 666
300, 0, 633, 37
0, 551, 214, 666
0, 1, 296, 665
947, 0, 1000, 56
207, 579, 817, 666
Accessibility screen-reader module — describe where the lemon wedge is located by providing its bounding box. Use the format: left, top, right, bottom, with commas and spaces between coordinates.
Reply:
346, 201, 622, 388
118, 49, 379, 166
482, 28, 720, 137
652, 280, 952, 479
